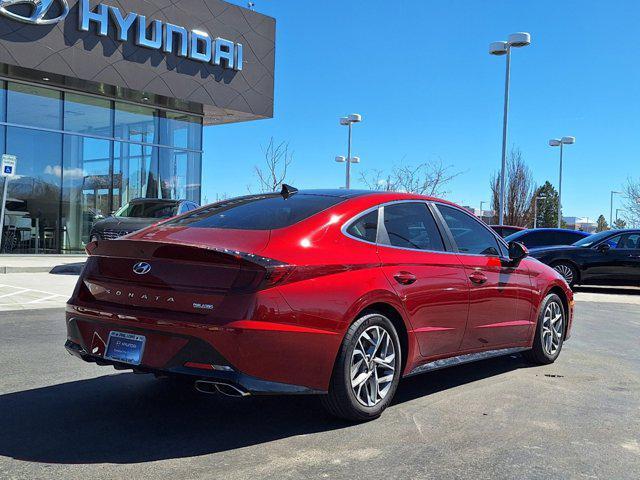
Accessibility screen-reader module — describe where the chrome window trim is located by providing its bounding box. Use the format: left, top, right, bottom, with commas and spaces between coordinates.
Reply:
340, 204, 381, 246
340, 199, 451, 254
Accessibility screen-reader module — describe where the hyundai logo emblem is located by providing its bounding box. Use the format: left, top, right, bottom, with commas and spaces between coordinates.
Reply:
0, 0, 69, 25
132, 262, 151, 275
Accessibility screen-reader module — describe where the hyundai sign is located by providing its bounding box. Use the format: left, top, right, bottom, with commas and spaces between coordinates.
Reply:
78, 1, 243, 71
0, 0, 275, 122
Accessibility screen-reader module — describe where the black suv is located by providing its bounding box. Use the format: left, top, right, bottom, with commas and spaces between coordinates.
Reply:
505, 228, 590, 249
90, 198, 199, 241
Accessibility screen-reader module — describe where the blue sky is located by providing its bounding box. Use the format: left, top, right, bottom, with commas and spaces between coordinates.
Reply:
204, 0, 639, 222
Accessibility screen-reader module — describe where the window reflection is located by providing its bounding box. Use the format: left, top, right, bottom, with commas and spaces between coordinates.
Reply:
1, 82, 203, 254
62, 136, 111, 252
0, 81, 5, 122
114, 103, 158, 144
160, 112, 202, 149
64, 93, 112, 136
114, 142, 158, 209
7, 83, 62, 130
4, 127, 62, 253
159, 148, 201, 202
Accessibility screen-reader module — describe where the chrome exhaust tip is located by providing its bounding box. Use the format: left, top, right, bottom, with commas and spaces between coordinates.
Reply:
194, 380, 250, 397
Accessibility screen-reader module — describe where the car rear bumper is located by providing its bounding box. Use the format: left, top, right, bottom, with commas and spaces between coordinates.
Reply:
65, 305, 339, 394
64, 339, 322, 395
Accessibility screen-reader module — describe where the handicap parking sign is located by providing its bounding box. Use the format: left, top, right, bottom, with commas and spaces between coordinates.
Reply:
1, 155, 16, 178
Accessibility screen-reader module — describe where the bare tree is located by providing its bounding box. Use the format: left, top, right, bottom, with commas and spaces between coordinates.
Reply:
623, 177, 640, 228
359, 169, 395, 191
359, 158, 459, 197
490, 147, 536, 227
252, 138, 293, 193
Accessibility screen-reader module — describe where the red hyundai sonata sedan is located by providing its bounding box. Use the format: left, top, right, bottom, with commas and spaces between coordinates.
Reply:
66, 188, 573, 421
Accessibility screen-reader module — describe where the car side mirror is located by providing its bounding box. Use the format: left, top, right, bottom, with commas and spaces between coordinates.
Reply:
597, 243, 610, 253
508, 241, 528, 265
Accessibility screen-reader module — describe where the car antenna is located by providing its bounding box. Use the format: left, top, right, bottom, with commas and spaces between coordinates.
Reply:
280, 184, 298, 199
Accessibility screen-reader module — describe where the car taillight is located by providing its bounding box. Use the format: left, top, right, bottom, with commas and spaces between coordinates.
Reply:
262, 264, 296, 289
230, 253, 295, 292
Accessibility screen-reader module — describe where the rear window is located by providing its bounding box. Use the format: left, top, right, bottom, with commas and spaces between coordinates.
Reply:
165, 194, 345, 230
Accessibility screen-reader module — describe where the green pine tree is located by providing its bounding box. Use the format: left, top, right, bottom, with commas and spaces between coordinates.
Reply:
533, 181, 560, 228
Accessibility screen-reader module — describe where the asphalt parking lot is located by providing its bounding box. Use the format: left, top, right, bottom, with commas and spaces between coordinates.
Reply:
0, 280, 638, 480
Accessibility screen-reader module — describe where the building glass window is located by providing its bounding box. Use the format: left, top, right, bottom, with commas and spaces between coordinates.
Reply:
61, 136, 111, 253
159, 148, 201, 202
114, 103, 159, 144
64, 93, 112, 136
114, 142, 158, 209
160, 111, 202, 149
0, 80, 6, 122
4, 127, 62, 253
0, 81, 202, 254
7, 83, 62, 130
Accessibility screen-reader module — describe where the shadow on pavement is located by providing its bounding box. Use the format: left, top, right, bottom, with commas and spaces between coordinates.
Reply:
49, 262, 85, 275
0, 355, 527, 465
574, 285, 640, 296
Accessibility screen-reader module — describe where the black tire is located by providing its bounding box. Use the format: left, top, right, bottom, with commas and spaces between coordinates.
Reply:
552, 262, 578, 288
523, 294, 566, 365
322, 312, 402, 422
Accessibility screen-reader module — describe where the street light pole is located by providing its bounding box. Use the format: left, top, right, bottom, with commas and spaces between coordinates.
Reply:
346, 122, 352, 189
533, 195, 547, 229
489, 32, 531, 226
610, 190, 622, 226
549, 136, 575, 228
498, 47, 511, 227
337, 114, 362, 189
558, 142, 563, 228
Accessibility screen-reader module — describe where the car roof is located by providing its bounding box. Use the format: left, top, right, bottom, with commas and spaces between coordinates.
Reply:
520, 228, 590, 233
295, 189, 380, 198
292, 189, 453, 203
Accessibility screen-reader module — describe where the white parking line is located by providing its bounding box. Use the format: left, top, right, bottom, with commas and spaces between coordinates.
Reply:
0, 283, 69, 311
0, 283, 69, 296
28, 294, 66, 304
0, 288, 29, 299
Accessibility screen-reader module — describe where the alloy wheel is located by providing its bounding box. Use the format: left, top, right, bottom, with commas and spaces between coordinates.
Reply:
554, 264, 574, 285
350, 325, 396, 407
542, 301, 564, 356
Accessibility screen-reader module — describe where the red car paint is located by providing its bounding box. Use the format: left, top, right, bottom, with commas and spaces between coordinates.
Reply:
66, 191, 573, 394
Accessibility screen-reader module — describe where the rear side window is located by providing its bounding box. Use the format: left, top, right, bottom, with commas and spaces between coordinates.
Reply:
165, 194, 344, 230
381, 202, 445, 251
561, 231, 586, 244
438, 205, 500, 256
346, 210, 379, 243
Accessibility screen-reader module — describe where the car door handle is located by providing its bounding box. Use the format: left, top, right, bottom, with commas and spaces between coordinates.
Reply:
628, 254, 640, 259
393, 272, 417, 285
469, 271, 488, 285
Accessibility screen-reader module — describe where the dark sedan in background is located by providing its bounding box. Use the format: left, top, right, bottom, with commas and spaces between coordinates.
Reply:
530, 229, 640, 287
505, 228, 590, 249
90, 199, 199, 241
490, 225, 525, 238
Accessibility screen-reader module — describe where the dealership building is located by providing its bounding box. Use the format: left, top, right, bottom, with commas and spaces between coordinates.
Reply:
0, 0, 275, 254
